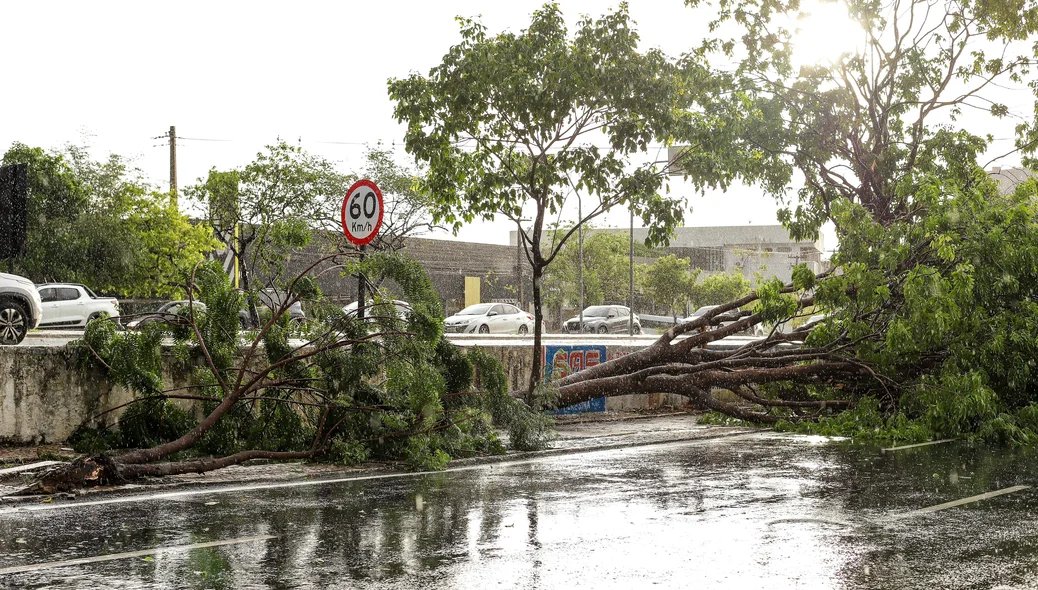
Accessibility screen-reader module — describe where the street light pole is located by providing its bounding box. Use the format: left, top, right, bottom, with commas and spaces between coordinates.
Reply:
629, 206, 635, 336
515, 218, 531, 310
578, 196, 584, 333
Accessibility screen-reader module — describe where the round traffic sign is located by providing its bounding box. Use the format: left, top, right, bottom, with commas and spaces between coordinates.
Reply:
341, 179, 384, 246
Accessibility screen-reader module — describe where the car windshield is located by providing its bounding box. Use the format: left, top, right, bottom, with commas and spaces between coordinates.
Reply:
458, 304, 493, 315
156, 302, 180, 313
582, 306, 613, 317
691, 306, 719, 318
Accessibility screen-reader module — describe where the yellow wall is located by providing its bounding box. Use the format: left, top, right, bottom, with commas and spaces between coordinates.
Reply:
464, 277, 481, 307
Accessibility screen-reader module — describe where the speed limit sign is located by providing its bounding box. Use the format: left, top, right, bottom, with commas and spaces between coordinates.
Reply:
341, 179, 384, 246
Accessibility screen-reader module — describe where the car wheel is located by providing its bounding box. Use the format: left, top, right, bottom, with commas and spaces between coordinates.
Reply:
634, 323, 642, 335
0, 300, 29, 345
518, 324, 529, 335
87, 312, 100, 325
478, 324, 490, 334
597, 325, 608, 334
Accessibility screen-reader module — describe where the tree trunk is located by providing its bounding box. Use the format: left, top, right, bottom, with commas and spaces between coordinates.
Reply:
22, 449, 318, 495
239, 263, 260, 328
528, 262, 545, 400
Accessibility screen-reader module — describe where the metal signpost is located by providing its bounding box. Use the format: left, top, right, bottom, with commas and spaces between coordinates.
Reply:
341, 179, 385, 321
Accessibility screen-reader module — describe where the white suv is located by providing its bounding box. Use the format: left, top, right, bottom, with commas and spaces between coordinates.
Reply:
36, 283, 120, 328
0, 272, 43, 345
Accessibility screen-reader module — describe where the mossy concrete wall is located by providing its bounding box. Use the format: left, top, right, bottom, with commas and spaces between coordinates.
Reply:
0, 346, 205, 444
0, 340, 682, 444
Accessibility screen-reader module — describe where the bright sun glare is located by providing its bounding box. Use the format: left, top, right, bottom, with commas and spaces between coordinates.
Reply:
790, 0, 864, 66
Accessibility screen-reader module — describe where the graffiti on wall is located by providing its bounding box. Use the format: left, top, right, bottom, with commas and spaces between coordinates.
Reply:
543, 344, 608, 414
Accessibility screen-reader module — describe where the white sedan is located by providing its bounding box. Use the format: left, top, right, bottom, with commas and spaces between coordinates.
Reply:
444, 303, 535, 334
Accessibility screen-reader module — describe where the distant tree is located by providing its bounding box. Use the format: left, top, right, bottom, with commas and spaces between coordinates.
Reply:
390, 4, 694, 395
642, 254, 697, 320
1, 142, 216, 297
315, 145, 439, 253
688, 271, 752, 310
541, 229, 654, 326
187, 141, 347, 324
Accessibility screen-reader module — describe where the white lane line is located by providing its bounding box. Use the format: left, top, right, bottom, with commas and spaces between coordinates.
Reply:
6, 431, 764, 513
894, 485, 1030, 519
0, 461, 62, 476
881, 439, 955, 452
0, 535, 275, 575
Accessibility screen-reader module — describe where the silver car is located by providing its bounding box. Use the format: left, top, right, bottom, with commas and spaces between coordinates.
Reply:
564, 305, 641, 334
444, 303, 535, 334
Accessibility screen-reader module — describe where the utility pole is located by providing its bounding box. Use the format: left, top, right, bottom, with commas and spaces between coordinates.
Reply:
516, 227, 523, 309
168, 125, 178, 208
515, 218, 530, 310
629, 207, 635, 336
578, 196, 584, 332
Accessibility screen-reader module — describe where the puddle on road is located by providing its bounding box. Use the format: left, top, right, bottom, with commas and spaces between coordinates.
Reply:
0, 437, 1036, 589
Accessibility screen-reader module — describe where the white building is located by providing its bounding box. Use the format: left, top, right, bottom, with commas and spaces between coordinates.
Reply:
989, 167, 1036, 196
510, 225, 825, 284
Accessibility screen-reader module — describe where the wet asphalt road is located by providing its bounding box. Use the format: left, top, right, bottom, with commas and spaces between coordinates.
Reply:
2, 431, 1038, 589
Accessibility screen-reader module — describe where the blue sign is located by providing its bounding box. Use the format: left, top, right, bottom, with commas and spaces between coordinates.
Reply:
543, 344, 608, 414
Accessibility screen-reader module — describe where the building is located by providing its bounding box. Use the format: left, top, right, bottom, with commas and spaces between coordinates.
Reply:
282, 233, 529, 317
510, 224, 825, 284
989, 167, 1036, 196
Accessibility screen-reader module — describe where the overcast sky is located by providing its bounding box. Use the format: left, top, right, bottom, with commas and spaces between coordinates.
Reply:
1, 1, 1029, 253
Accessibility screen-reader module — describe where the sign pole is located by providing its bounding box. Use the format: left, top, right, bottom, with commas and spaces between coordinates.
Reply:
357, 245, 366, 320
341, 179, 384, 322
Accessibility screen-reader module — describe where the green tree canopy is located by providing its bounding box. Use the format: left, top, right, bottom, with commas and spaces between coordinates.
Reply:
643, 254, 698, 318
186, 141, 347, 322
390, 3, 698, 393
2, 142, 216, 297
689, 272, 752, 310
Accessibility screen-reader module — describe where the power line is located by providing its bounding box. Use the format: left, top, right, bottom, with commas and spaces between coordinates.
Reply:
178, 136, 232, 142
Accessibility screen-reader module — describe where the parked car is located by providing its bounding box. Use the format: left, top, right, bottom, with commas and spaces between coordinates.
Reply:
239, 289, 305, 329
343, 299, 412, 319
0, 272, 43, 345
444, 303, 535, 334
686, 305, 741, 330
753, 312, 830, 337
125, 300, 207, 330
36, 283, 119, 328
564, 305, 641, 334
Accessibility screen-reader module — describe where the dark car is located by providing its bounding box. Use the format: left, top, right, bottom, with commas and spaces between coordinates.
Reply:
564, 305, 641, 334
126, 300, 207, 330
239, 289, 306, 329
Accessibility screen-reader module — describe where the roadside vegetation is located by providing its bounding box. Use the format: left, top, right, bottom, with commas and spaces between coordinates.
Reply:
28, 253, 552, 493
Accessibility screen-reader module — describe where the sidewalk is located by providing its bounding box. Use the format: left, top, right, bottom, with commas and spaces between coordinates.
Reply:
0, 413, 758, 502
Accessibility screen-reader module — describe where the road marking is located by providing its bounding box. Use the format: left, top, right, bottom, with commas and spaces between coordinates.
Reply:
0, 461, 62, 476
894, 485, 1030, 519
5, 431, 763, 514
0, 535, 275, 575
881, 439, 955, 452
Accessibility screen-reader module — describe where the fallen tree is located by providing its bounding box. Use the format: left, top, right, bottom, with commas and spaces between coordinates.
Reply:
26, 253, 553, 494
536, 0, 1038, 443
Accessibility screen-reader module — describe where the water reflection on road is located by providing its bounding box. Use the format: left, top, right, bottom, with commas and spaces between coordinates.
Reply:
2, 433, 1037, 589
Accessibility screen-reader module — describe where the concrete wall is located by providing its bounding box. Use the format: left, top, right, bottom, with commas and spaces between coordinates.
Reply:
0, 340, 684, 444
0, 346, 211, 444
